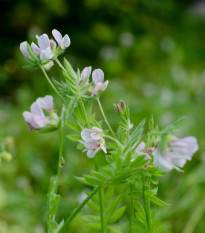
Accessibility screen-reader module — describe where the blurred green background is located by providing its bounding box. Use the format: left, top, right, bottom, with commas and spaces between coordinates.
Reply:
1, 0, 205, 232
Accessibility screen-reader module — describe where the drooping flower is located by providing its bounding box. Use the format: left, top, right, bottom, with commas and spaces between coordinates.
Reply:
153, 136, 198, 171
91, 69, 109, 96
80, 127, 107, 158
79, 66, 92, 84
52, 29, 71, 49
23, 95, 58, 131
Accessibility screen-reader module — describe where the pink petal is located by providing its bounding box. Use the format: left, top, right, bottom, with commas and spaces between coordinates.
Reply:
30, 102, 44, 116
36, 95, 53, 111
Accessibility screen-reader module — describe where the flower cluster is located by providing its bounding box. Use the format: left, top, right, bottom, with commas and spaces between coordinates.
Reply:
80, 66, 109, 96
79, 127, 107, 158
153, 136, 198, 171
20, 29, 70, 64
23, 95, 59, 131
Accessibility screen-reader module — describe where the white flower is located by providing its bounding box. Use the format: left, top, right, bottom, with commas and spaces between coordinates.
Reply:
80, 127, 106, 158
52, 29, 71, 49
20, 41, 31, 58
79, 66, 92, 84
153, 136, 198, 171
91, 69, 109, 96
22, 95, 57, 131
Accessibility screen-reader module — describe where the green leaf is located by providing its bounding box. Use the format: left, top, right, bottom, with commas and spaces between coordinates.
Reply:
161, 116, 185, 135
87, 200, 100, 211
130, 155, 146, 168
109, 206, 126, 223
27, 43, 39, 62
106, 195, 121, 214
82, 215, 100, 223
145, 192, 168, 206
135, 201, 146, 224
23, 64, 39, 70
66, 121, 81, 132
66, 134, 81, 142
130, 119, 146, 147
64, 58, 76, 78
107, 226, 122, 233
84, 175, 104, 186
104, 187, 114, 204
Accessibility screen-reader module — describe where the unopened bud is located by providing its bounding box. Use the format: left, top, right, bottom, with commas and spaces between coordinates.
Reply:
117, 104, 122, 112
120, 100, 125, 109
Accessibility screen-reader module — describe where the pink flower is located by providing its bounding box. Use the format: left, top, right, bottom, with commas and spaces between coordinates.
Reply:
91, 69, 109, 96
153, 136, 198, 171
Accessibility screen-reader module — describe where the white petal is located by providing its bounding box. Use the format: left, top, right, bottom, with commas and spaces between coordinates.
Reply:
31, 42, 40, 56
100, 144, 107, 153
20, 41, 30, 57
37, 34, 50, 50
40, 47, 54, 61
102, 80, 109, 91
61, 34, 71, 49
84, 139, 99, 149
36, 95, 53, 111
30, 115, 47, 129
153, 149, 174, 171
43, 61, 54, 70
92, 69, 104, 85
52, 29, 62, 45
87, 149, 96, 158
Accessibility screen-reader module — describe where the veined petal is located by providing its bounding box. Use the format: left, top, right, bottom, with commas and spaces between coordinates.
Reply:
92, 69, 104, 85
40, 47, 54, 61
61, 34, 71, 49
36, 34, 50, 50
52, 29, 62, 45
20, 41, 30, 58
31, 42, 41, 56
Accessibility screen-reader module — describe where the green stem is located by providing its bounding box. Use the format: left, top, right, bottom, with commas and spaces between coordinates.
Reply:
54, 57, 66, 72
55, 126, 64, 193
104, 135, 123, 149
59, 186, 100, 233
79, 97, 89, 128
142, 174, 152, 233
40, 66, 64, 102
129, 184, 134, 233
97, 97, 117, 139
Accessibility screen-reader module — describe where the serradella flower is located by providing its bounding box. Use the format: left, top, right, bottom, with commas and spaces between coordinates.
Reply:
153, 136, 198, 171
52, 29, 71, 49
23, 95, 58, 131
91, 69, 109, 96
80, 127, 107, 158
135, 141, 152, 164
20, 41, 31, 58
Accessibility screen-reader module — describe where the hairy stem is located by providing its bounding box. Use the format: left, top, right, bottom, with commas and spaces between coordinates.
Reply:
129, 184, 134, 233
59, 187, 100, 233
97, 97, 116, 139
142, 174, 152, 233
40, 66, 64, 102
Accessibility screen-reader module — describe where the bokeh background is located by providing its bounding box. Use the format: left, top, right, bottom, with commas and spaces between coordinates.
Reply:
1, 0, 205, 232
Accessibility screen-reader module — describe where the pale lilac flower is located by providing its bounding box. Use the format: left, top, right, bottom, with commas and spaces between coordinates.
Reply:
153, 136, 198, 171
22, 95, 57, 131
79, 66, 92, 84
20, 41, 31, 58
91, 69, 109, 96
52, 29, 71, 49
23, 102, 48, 131
31, 42, 41, 56
80, 127, 106, 158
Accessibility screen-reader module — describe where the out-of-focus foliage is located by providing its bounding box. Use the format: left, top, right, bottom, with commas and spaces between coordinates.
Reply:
0, 0, 205, 232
